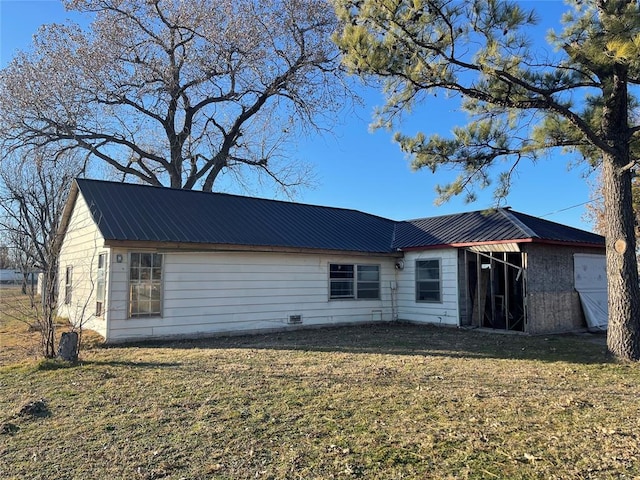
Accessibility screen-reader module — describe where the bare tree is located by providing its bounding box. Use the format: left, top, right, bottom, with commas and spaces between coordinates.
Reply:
586, 169, 640, 238
0, 0, 350, 193
0, 150, 84, 358
0, 244, 13, 270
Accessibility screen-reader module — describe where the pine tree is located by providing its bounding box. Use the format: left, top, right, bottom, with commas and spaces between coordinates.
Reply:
333, 0, 640, 360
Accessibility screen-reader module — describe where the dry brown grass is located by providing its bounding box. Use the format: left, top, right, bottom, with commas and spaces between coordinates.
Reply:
0, 287, 102, 365
0, 287, 45, 363
1, 291, 639, 479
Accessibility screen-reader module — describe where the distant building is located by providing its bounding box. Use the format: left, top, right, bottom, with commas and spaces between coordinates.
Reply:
0, 269, 39, 286
0, 269, 22, 284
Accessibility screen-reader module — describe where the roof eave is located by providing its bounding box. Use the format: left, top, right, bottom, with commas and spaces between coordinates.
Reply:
102, 239, 402, 257
54, 180, 80, 251
397, 237, 605, 251
525, 238, 605, 249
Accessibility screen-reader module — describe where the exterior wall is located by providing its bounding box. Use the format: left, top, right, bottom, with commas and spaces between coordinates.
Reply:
57, 194, 109, 338
58, 201, 604, 342
104, 250, 397, 343
523, 243, 605, 334
396, 249, 460, 326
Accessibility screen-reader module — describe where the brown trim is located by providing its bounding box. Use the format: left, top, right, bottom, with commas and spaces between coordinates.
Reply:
399, 237, 605, 252
525, 239, 605, 249
104, 237, 604, 255
103, 240, 402, 258
54, 180, 80, 252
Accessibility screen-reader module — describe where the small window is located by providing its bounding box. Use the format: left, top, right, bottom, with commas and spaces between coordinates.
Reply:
129, 252, 163, 318
330, 264, 380, 300
416, 259, 441, 303
64, 266, 73, 305
96, 253, 106, 317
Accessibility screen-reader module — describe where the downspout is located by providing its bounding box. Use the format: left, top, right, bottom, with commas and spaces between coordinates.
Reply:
392, 250, 404, 321
104, 249, 114, 342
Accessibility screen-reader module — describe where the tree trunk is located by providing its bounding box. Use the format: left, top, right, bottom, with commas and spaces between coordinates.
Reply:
39, 263, 58, 358
599, 61, 640, 361
602, 154, 640, 360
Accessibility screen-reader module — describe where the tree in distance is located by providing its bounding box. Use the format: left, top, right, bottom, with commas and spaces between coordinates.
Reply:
333, 0, 640, 360
0, 0, 350, 193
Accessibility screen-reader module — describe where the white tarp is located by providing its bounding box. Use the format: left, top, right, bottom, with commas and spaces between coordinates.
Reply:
573, 253, 608, 332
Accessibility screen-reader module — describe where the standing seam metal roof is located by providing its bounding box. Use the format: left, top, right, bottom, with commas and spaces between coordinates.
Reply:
76, 178, 397, 253
391, 208, 604, 249
72, 179, 605, 252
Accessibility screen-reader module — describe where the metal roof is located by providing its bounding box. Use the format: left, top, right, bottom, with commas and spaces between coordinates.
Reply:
74, 178, 397, 253
392, 208, 605, 249
69, 179, 605, 253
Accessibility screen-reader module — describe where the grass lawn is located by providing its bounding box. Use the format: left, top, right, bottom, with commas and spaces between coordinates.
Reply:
0, 287, 47, 363
1, 290, 639, 479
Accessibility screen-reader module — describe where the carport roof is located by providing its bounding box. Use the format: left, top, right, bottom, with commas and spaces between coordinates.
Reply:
64, 178, 605, 253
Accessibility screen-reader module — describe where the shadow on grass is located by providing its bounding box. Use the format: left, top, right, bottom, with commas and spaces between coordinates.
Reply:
107, 323, 610, 365
17, 399, 51, 418
13, 358, 182, 372
80, 359, 183, 369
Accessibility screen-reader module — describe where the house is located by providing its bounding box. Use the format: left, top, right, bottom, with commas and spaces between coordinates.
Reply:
56, 178, 606, 343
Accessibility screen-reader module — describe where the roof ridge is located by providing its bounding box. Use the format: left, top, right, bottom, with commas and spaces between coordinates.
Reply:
390, 222, 399, 251
498, 208, 539, 239
402, 207, 508, 224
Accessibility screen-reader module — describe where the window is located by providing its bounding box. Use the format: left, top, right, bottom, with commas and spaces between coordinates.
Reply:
129, 253, 163, 318
416, 259, 441, 303
357, 265, 380, 299
329, 264, 354, 298
329, 264, 380, 300
96, 253, 106, 317
64, 266, 73, 305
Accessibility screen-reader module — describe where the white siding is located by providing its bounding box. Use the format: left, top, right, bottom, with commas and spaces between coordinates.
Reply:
57, 197, 463, 342
106, 251, 397, 342
57, 194, 109, 338
396, 249, 460, 326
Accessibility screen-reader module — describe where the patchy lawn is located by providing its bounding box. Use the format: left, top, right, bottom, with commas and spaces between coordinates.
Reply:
0, 286, 47, 363
0, 287, 98, 364
1, 291, 639, 479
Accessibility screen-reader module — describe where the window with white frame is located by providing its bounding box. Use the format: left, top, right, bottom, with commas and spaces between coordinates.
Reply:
329, 264, 380, 300
129, 253, 163, 318
96, 253, 106, 317
416, 259, 441, 303
64, 266, 73, 305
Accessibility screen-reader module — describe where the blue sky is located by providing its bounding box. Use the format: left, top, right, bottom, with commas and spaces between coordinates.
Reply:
0, 0, 597, 230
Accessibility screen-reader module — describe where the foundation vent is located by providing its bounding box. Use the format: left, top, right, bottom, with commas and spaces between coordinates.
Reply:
288, 314, 303, 325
